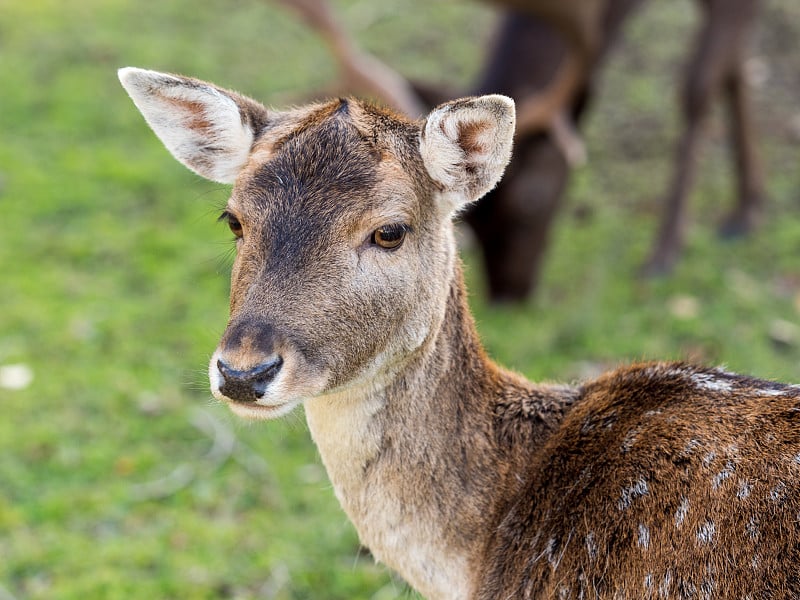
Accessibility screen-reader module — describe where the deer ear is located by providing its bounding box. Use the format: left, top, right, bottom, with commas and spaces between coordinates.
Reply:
118, 67, 270, 184
419, 95, 515, 211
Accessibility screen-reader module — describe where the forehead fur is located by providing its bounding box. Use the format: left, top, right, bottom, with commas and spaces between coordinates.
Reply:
226, 100, 434, 280
233, 99, 428, 220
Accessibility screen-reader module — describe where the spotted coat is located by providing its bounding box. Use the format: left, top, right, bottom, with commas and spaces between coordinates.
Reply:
480, 363, 800, 599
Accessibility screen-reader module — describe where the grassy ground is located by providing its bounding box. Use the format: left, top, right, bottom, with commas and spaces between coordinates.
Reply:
1, 0, 799, 598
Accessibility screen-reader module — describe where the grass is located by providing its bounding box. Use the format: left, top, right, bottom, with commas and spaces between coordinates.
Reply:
1, 0, 799, 598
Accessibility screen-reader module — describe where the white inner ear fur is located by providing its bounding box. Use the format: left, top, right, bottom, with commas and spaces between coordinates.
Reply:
118, 67, 257, 184
419, 95, 515, 212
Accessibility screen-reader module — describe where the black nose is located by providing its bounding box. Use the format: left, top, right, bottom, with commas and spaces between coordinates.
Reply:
217, 357, 283, 402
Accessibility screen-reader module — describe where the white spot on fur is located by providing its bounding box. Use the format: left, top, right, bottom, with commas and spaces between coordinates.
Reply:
545, 537, 558, 568
700, 577, 716, 599
645, 573, 653, 589
621, 426, 642, 453
659, 570, 673, 597
746, 516, 759, 540
546, 531, 574, 571
682, 438, 702, 456
618, 477, 649, 510
638, 524, 650, 549
757, 387, 789, 397
771, 481, 787, 502
585, 532, 598, 562
697, 521, 715, 544
679, 580, 698, 597
737, 480, 752, 499
691, 372, 734, 393
702, 451, 717, 467
675, 496, 690, 528
712, 461, 735, 489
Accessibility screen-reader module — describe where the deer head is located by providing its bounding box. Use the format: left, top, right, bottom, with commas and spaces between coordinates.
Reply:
118, 67, 514, 420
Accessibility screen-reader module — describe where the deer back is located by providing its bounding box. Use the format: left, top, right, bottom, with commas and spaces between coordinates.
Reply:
480, 362, 800, 598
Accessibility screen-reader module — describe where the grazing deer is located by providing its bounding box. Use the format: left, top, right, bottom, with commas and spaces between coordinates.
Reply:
278, 0, 766, 298
119, 67, 799, 599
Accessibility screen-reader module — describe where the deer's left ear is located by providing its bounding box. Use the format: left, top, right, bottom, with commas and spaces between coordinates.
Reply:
118, 67, 271, 184
419, 95, 515, 212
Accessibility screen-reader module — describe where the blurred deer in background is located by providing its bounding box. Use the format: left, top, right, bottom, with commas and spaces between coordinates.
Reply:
277, 0, 766, 300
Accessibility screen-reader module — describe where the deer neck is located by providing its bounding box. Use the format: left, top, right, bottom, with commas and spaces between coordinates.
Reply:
304, 261, 571, 599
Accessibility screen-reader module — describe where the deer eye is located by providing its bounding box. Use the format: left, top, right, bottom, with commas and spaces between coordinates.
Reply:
218, 211, 243, 239
371, 224, 409, 250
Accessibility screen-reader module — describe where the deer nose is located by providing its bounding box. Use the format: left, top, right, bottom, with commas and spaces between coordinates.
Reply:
216, 356, 283, 402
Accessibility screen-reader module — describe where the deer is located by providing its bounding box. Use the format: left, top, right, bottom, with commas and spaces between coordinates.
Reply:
119, 66, 799, 599
276, 0, 767, 299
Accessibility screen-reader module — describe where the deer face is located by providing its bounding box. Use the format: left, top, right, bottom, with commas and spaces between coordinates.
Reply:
119, 68, 514, 419
211, 107, 455, 419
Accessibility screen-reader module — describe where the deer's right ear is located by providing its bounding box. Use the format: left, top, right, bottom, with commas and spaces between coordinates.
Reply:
118, 67, 270, 184
419, 95, 515, 212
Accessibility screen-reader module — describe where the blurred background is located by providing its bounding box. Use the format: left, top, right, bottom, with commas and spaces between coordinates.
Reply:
1, 0, 799, 598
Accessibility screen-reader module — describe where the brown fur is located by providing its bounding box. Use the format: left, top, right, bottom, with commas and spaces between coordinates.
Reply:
481, 364, 800, 598
119, 69, 798, 599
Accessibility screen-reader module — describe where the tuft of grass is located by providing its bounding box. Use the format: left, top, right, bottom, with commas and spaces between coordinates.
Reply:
1, 0, 798, 598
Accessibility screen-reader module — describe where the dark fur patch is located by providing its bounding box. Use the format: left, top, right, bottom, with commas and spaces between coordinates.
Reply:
243, 115, 379, 271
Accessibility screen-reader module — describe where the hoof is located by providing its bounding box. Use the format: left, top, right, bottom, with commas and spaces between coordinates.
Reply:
639, 253, 677, 278
718, 212, 759, 240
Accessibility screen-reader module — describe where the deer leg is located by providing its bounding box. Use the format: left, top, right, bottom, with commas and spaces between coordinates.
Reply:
641, 120, 704, 276
641, 12, 729, 276
718, 43, 765, 238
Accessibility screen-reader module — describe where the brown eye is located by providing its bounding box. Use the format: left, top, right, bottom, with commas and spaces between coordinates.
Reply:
218, 211, 243, 239
371, 224, 409, 250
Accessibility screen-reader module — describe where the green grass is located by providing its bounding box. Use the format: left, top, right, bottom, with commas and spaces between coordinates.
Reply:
1, 0, 799, 598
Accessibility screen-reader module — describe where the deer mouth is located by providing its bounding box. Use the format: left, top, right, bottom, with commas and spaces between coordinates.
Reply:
208, 353, 291, 417
208, 349, 328, 420
225, 399, 302, 421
